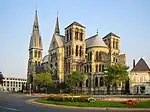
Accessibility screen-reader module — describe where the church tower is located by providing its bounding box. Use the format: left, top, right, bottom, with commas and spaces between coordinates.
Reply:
64, 22, 86, 74
27, 10, 43, 88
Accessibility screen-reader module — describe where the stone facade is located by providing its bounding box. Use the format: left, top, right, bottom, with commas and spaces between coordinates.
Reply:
27, 11, 126, 93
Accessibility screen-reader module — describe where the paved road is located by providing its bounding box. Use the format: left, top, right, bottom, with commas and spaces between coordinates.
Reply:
0, 92, 149, 112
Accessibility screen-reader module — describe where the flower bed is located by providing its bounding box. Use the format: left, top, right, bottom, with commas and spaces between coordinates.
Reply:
43, 94, 95, 103
123, 100, 139, 105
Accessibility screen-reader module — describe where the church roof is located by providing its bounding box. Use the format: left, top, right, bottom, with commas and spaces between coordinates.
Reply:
103, 32, 120, 39
86, 34, 108, 48
131, 58, 150, 72
65, 21, 85, 29
42, 55, 49, 63
49, 34, 64, 51
36, 65, 45, 73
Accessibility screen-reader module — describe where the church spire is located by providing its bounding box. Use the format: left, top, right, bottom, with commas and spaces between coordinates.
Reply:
54, 13, 60, 35
33, 10, 39, 30
29, 10, 42, 50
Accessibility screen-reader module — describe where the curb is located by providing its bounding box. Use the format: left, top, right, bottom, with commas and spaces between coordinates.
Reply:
27, 99, 150, 111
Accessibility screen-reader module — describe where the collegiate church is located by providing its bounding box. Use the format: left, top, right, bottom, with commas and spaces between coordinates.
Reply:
27, 10, 126, 93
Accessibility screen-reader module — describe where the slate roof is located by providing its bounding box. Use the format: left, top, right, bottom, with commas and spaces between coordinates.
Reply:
103, 32, 120, 39
131, 58, 150, 72
86, 34, 108, 48
49, 34, 64, 51
36, 65, 45, 73
42, 55, 49, 63
65, 21, 85, 29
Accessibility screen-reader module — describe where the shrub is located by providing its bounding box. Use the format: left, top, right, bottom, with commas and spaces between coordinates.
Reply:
45, 94, 95, 102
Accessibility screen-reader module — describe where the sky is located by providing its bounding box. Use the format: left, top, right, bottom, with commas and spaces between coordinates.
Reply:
0, 0, 150, 78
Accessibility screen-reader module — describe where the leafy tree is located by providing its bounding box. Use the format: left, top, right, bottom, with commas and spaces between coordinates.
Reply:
34, 71, 52, 93
65, 71, 86, 91
104, 64, 129, 94
0, 72, 4, 84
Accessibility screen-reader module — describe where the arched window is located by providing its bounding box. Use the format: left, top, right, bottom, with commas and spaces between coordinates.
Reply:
99, 52, 101, 60
79, 46, 82, 57
86, 79, 88, 87
100, 77, 104, 87
79, 82, 82, 88
84, 66, 86, 73
95, 77, 98, 87
75, 29, 79, 40
67, 30, 69, 41
38, 51, 41, 58
96, 64, 98, 72
69, 46, 71, 56
96, 51, 98, 60
67, 46, 68, 57
102, 65, 105, 72
34, 50, 37, 58
99, 64, 101, 72
90, 52, 92, 61
70, 29, 72, 40
90, 64, 92, 72
80, 32, 83, 41
116, 41, 118, 49
76, 45, 78, 56
113, 40, 115, 48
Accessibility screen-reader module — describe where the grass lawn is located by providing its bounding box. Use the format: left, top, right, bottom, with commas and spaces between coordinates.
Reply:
35, 98, 150, 108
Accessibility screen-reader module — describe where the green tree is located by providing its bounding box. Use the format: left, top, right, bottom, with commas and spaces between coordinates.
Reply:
104, 64, 129, 94
66, 71, 86, 91
34, 71, 52, 93
0, 72, 4, 84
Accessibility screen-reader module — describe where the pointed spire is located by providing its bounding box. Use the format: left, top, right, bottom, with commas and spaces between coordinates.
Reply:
96, 27, 98, 35
54, 12, 60, 35
33, 10, 39, 30
29, 10, 42, 50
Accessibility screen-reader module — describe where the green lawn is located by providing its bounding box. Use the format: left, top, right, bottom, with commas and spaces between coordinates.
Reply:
35, 98, 150, 108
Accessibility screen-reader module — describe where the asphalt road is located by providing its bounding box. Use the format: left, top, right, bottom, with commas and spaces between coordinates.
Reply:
0, 92, 149, 112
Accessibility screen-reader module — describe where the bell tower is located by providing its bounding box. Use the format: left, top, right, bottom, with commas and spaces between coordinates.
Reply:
64, 22, 86, 74
27, 10, 43, 90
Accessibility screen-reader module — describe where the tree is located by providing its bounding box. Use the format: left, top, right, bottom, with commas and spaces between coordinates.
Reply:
34, 71, 52, 93
104, 64, 129, 94
0, 72, 4, 84
65, 71, 86, 92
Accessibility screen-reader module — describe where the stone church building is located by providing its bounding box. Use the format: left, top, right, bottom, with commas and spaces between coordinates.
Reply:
27, 10, 126, 93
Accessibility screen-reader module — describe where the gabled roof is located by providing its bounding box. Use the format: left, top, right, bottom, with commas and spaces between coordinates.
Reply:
49, 34, 64, 51
86, 34, 108, 48
131, 58, 150, 72
103, 32, 120, 39
65, 21, 85, 29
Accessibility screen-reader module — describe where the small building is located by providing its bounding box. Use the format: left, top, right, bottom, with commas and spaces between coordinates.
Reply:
130, 58, 150, 94
2, 77, 27, 92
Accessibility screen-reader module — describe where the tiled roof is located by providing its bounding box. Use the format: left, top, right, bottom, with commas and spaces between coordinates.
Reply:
65, 21, 85, 29
86, 34, 108, 48
131, 58, 150, 72
103, 32, 120, 39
